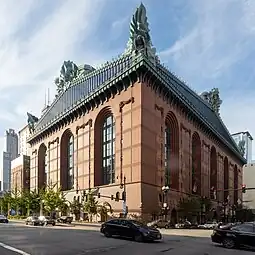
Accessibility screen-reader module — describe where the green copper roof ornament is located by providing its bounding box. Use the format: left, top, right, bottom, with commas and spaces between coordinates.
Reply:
54, 60, 79, 94
124, 3, 158, 63
200, 88, 222, 115
27, 112, 39, 134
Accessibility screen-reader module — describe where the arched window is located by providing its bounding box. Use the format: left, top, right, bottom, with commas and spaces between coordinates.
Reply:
164, 125, 171, 186
234, 165, 238, 204
60, 130, 74, 191
224, 157, 229, 202
67, 136, 74, 190
191, 132, 201, 195
38, 144, 47, 190
164, 111, 179, 190
102, 115, 115, 185
210, 146, 217, 200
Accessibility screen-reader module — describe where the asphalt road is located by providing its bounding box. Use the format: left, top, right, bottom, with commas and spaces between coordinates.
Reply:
0, 223, 254, 255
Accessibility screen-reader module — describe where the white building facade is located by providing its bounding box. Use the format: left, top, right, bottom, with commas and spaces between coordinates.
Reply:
232, 131, 253, 163
18, 125, 31, 156
243, 163, 255, 209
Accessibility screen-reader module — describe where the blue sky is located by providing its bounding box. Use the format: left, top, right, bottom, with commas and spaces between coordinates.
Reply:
0, 0, 255, 168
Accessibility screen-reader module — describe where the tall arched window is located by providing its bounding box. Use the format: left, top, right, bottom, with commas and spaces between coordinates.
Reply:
38, 143, 47, 190
67, 136, 74, 190
60, 130, 74, 191
191, 132, 201, 195
164, 125, 171, 186
102, 115, 115, 185
223, 157, 229, 202
164, 111, 179, 190
234, 165, 238, 204
210, 146, 217, 200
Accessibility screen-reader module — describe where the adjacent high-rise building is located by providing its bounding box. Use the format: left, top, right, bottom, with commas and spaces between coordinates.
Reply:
11, 155, 30, 192
2, 129, 19, 191
6, 129, 19, 160
18, 125, 31, 156
232, 131, 253, 163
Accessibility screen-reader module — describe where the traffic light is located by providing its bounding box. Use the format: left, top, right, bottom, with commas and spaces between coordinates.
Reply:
242, 184, 246, 193
97, 193, 100, 198
111, 195, 114, 200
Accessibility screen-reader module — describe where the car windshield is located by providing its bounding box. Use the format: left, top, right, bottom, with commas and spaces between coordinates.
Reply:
32, 216, 38, 220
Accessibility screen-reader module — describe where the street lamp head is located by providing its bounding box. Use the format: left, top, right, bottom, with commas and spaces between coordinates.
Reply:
162, 186, 170, 192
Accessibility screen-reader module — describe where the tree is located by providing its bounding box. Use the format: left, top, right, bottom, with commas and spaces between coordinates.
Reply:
0, 192, 12, 214
97, 202, 113, 222
42, 184, 65, 215
83, 192, 98, 222
20, 189, 41, 215
177, 196, 201, 221
69, 200, 82, 221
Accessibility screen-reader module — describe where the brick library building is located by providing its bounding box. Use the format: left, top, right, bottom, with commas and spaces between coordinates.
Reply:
26, 4, 245, 222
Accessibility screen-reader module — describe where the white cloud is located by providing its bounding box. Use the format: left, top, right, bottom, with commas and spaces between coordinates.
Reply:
0, 0, 108, 168
160, 0, 255, 80
159, 0, 255, 159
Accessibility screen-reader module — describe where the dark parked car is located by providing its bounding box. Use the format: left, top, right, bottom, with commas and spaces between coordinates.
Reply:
38, 216, 56, 226
211, 222, 255, 249
57, 216, 73, 224
175, 220, 195, 229
147, 219, 172, 229
25, 216, 40, 226
100, 218, 162, 242
0, 215, 8, 223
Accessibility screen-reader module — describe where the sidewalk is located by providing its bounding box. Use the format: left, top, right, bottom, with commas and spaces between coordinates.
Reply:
9, 219, 101, 228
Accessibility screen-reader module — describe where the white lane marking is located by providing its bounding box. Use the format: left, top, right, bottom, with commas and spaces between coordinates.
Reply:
0, 242, 31, 255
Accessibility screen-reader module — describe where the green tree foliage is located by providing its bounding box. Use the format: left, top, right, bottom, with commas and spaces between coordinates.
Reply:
42, 184, 66, 214
20, 189, 41, 215
69, 199, 82, 221
83, 192, 98, 222
177, 196, 212, 221
97, 201, 113, 222
0, 192, 13, 214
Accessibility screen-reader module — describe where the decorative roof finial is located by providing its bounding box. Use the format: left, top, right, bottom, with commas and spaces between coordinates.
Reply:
124, 3, 157, 63
27, 112, 39, 134
200, 88, 222, 115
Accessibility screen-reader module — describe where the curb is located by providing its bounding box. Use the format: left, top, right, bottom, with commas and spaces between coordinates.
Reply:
9, 220, 101, 228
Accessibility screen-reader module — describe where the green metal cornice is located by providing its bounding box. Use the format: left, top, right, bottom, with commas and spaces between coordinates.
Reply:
27, 54, 144, 143
140, 56, 245, 164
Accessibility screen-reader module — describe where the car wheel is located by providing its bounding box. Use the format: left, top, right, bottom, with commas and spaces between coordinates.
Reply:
134, 234, 143, 242
104, 230, 112, 238
222, 238, 235, 249
165, 225, 169, 229
52, 222, 55, 226
25, 222, 28, 225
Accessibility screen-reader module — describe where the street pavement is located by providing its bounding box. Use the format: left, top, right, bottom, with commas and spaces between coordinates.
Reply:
0, 222, 254, 255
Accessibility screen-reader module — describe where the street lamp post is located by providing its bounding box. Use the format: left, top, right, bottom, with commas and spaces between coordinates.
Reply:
120, 176, 127, 218
40, 199, 44, 216
200, 197, 206, 224
162, 186, 170, 220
